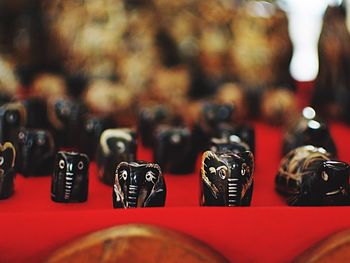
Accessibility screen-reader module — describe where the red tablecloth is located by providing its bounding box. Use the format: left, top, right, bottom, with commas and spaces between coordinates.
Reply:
1, 122, 350, 263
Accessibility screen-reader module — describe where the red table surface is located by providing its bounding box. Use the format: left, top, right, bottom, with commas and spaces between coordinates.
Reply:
1, 121, 350, 263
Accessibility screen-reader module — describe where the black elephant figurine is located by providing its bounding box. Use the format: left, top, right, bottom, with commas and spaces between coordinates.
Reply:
276, 145, 350, 206
51, 151, 89, 203
154, 126, 197, 174
16, 129, 55, 176
200, 150, 254, 206
113, 161, 166, 208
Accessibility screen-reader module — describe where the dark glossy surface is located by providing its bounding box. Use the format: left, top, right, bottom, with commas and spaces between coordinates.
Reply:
0, 103, 25, 149
113, 161, 166, 208
192, 103, 256, 155
21, 97, 49, 129
138, 105, 172, 148
275, 145, 350, 206
200, 150, 254, 206
154, 126, 197, 174
16, 129, 55, 176
215, 124, 255, 154
79, 115, 115, 159
47, 98, 87, 148
0, 142, 15, 199
192, 103, 234, 152
51, 151, 89, 203
282, 107, 337, 157
96, 128, 137, 185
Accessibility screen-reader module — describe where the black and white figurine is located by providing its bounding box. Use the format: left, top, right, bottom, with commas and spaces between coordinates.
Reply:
96, 128, 137, 185
16, 129, 55, 176
200, 150, 254, 206
0, 142, 16, 199
154, 126, 197, 174
113, 161, 166, 208
276, 145, 350, 206
51, 151, 89, 203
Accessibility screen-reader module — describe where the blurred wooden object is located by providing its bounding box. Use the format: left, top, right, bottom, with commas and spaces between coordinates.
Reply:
45, 224, 229, 263
294, 229, 350, 263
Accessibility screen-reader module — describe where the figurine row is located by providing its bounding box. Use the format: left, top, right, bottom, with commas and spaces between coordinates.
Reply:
0, 97, 256, 179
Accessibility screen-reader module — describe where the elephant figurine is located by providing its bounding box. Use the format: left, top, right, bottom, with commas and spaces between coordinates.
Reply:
113, 161, 166, 208
200, 150, 254, 206
276, 145, 350, 206
51, 151, 89, 203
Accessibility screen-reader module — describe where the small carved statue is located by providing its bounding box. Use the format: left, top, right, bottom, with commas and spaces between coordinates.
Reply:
276, 145, 350, 206
154, 126, 197, 174
282, 107, 337, 157
200, 150, 254, 206
0, 142, 16, 199
79, 115, 115, 159
47, 98, 87, 148
113, 161, 166, 208
138, 105, 173, 148
0, 103, 26, 149
192, 102, 234, 152
51, 151, 89, 203
16, 129, 55, 176
96, 129, 137, 186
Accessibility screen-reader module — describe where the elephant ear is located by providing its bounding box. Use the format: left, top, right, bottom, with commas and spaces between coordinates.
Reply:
0, 142, 16, 171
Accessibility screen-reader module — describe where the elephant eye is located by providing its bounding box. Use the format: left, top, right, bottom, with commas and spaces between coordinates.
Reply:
217, 166, 228, 179
78, 161, 84, 170
145, 171, 156, 183
120, 170, 128, 180
59, 159, 65, 169
0, 156, 4, 166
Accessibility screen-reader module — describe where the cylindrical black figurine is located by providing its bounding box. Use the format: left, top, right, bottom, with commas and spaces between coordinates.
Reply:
113, 161, 166, 208
96, 128, 137, 185
200, 150, 254, 206
154, 126, 197, 174
0, 142, 16, 199
138, 105, 171, 148
16, 129, 55, 176
51, 151, 89, 203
